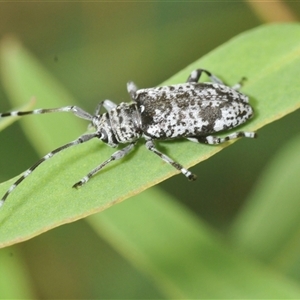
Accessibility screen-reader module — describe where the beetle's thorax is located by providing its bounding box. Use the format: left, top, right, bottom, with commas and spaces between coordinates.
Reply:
95, 102, 142, 147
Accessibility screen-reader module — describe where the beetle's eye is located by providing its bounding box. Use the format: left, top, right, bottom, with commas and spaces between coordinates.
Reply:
100, 129, 108, 143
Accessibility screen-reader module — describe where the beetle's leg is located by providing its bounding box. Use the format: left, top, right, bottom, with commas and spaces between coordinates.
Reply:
93, 100, 117, 116
103, 100, 117, 112
88, 100, 118, 130
73, 142, 137, 188
231, 77, 247, 91
88, 101, 105, 130
93, 101, 104, 116
187, 69, 247, 90
92, 99, 118, 116
187, 69, 224, 85
187, 131, 257, 145
145, 140, 197, 181
127, 81, 138, 101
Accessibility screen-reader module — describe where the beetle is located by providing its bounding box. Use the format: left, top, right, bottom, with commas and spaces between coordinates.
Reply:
0, 68, 256, 207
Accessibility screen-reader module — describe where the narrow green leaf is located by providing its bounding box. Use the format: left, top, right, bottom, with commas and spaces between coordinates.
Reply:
229, 135, 300, 273
87, 188, 300, 298
0, 24, 300, 246
0, 248, 35, 298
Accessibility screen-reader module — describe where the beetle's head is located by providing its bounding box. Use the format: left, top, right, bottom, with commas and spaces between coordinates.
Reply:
94, 114, 119, 147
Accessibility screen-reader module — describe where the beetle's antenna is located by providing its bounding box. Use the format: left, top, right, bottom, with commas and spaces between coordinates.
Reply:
0, 133, 97, 207
0, 105, 94, 121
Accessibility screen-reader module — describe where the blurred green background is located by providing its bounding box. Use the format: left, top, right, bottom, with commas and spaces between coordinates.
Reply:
1, 2, 300, 298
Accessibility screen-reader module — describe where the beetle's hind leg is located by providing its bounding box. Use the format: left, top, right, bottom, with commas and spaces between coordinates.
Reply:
187, 131, 257, 145
187, 69, 247, 91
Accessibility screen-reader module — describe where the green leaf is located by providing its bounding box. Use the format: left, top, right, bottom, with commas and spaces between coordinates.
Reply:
86, 188, 300, 298
0, 24, 300, 246
0, 247, 35, 298
229, 134, 300, 275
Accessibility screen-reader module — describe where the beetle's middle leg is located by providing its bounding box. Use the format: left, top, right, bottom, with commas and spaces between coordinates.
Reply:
73, 142, 137, 188
187, 131, 257, 145
187, 69, 224, 85
145, 140, 197, 181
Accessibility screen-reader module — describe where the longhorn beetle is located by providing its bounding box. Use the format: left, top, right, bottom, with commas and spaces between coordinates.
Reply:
0, 69, 256, 208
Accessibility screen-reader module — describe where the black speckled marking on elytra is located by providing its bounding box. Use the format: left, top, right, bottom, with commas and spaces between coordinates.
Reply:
0, 68, 256, 208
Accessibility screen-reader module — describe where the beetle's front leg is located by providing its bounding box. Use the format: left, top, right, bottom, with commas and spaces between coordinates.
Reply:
89, 100, 118, 130
93, 100, 118, 116
127, 81, 138, 101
